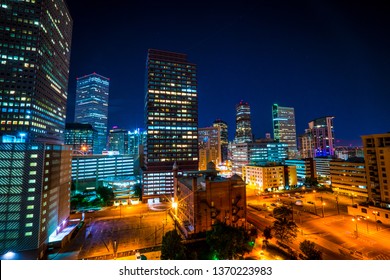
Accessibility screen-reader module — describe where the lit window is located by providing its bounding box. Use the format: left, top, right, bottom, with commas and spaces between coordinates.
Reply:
25, 232, 32, 236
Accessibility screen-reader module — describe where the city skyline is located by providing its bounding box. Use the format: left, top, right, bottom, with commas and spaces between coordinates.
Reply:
2, 0, 390, 263
65, 0, 389, 146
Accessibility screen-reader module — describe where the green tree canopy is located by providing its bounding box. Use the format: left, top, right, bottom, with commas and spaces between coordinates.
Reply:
272, 218, 298, 243
206, 222, 252, 260
96, 186, 114, 206
161, 230, 186, 260
299, 240, 323, 260
273, 206, 292, 220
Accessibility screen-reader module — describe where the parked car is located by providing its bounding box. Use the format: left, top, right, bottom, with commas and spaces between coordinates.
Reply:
295, 200, 303, 206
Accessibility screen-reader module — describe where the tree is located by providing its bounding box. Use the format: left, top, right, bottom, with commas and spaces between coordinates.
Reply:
304, 177, 319, 187
299, 240, 323, 260
272, 218, 298, 243
273, 206, 292, 220
206, 222, 251, 260
96, 186, 114, 206
262, 226, 273, 247
133, 183, 142, 200
161, 230, 186, 260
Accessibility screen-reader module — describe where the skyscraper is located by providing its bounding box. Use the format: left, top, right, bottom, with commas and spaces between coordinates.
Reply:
213, 119, 228, 162
234, 100, 253, 143
65, 123, 97, 154
198, 126, 221, 170
74, 73, 110, 154
143, 49, 198, 201
108, 127, 129, 155
299, 116, 335, 158
272, 104, 297, 157
0, 0, 72, 144
0, 0, 73, 259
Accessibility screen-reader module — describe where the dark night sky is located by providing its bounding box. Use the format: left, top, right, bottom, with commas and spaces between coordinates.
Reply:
65, 0, 390, 145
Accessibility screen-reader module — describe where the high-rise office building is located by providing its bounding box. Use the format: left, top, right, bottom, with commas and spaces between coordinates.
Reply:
231, 140, 288, 176
0, 0, 72, 144
65, 123, 97, 154
0, 0, 73, 259
213, 119, 228, 162
272, 104, 297, 157
143, 49, 198, 201
108, 127, 129, 155
128, 128, 146, 156
74, 73, 110, 154
198, 126, 221, 170
362, 133, 390, 208
299, 116, 335, 158
234, 101, 253, 143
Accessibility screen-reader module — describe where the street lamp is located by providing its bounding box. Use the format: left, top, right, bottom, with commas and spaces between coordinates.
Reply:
172, 200, 178, 229
372, 211, 379, 231
365, 216, 369, 234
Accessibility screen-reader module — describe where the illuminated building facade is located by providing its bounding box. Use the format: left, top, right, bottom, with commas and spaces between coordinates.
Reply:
72, 154, 134, 193
231, 141, 288, 176
362, 133, 390, 208
0, 0, 73, 259
128, 128, 146, 155
0, 0, 72, 144
74, 73, 110, 154
198, 126, 221, 170
213, 119, 228, 162
243, 164, 297, 194
330, 158, 368, 199
0, 143, 72, 258
64, 123, 97, 154
299, 116, 335, 158
234, 101, 253, 143
174, 163, 246, 237
108, 127, 129, 155
285, 158, 316, 185
272, 104, 297, 158
143, 49, 198, 201
314, 157, 333, 186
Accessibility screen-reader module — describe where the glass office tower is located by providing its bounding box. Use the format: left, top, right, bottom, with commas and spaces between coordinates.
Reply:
74, 73, 110, 154
143, 49, 198, 201
213, 119, 228, 162
0, 0, 72, 144
272, 104, 297, 157
234, 100, 253, 143
0, 0, 73, 259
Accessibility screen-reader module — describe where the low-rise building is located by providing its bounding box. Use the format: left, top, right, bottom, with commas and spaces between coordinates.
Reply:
173, 162, 246, 237
285, 158, 316, 185
330, 158, 368, 199
243, 164, 297, 194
